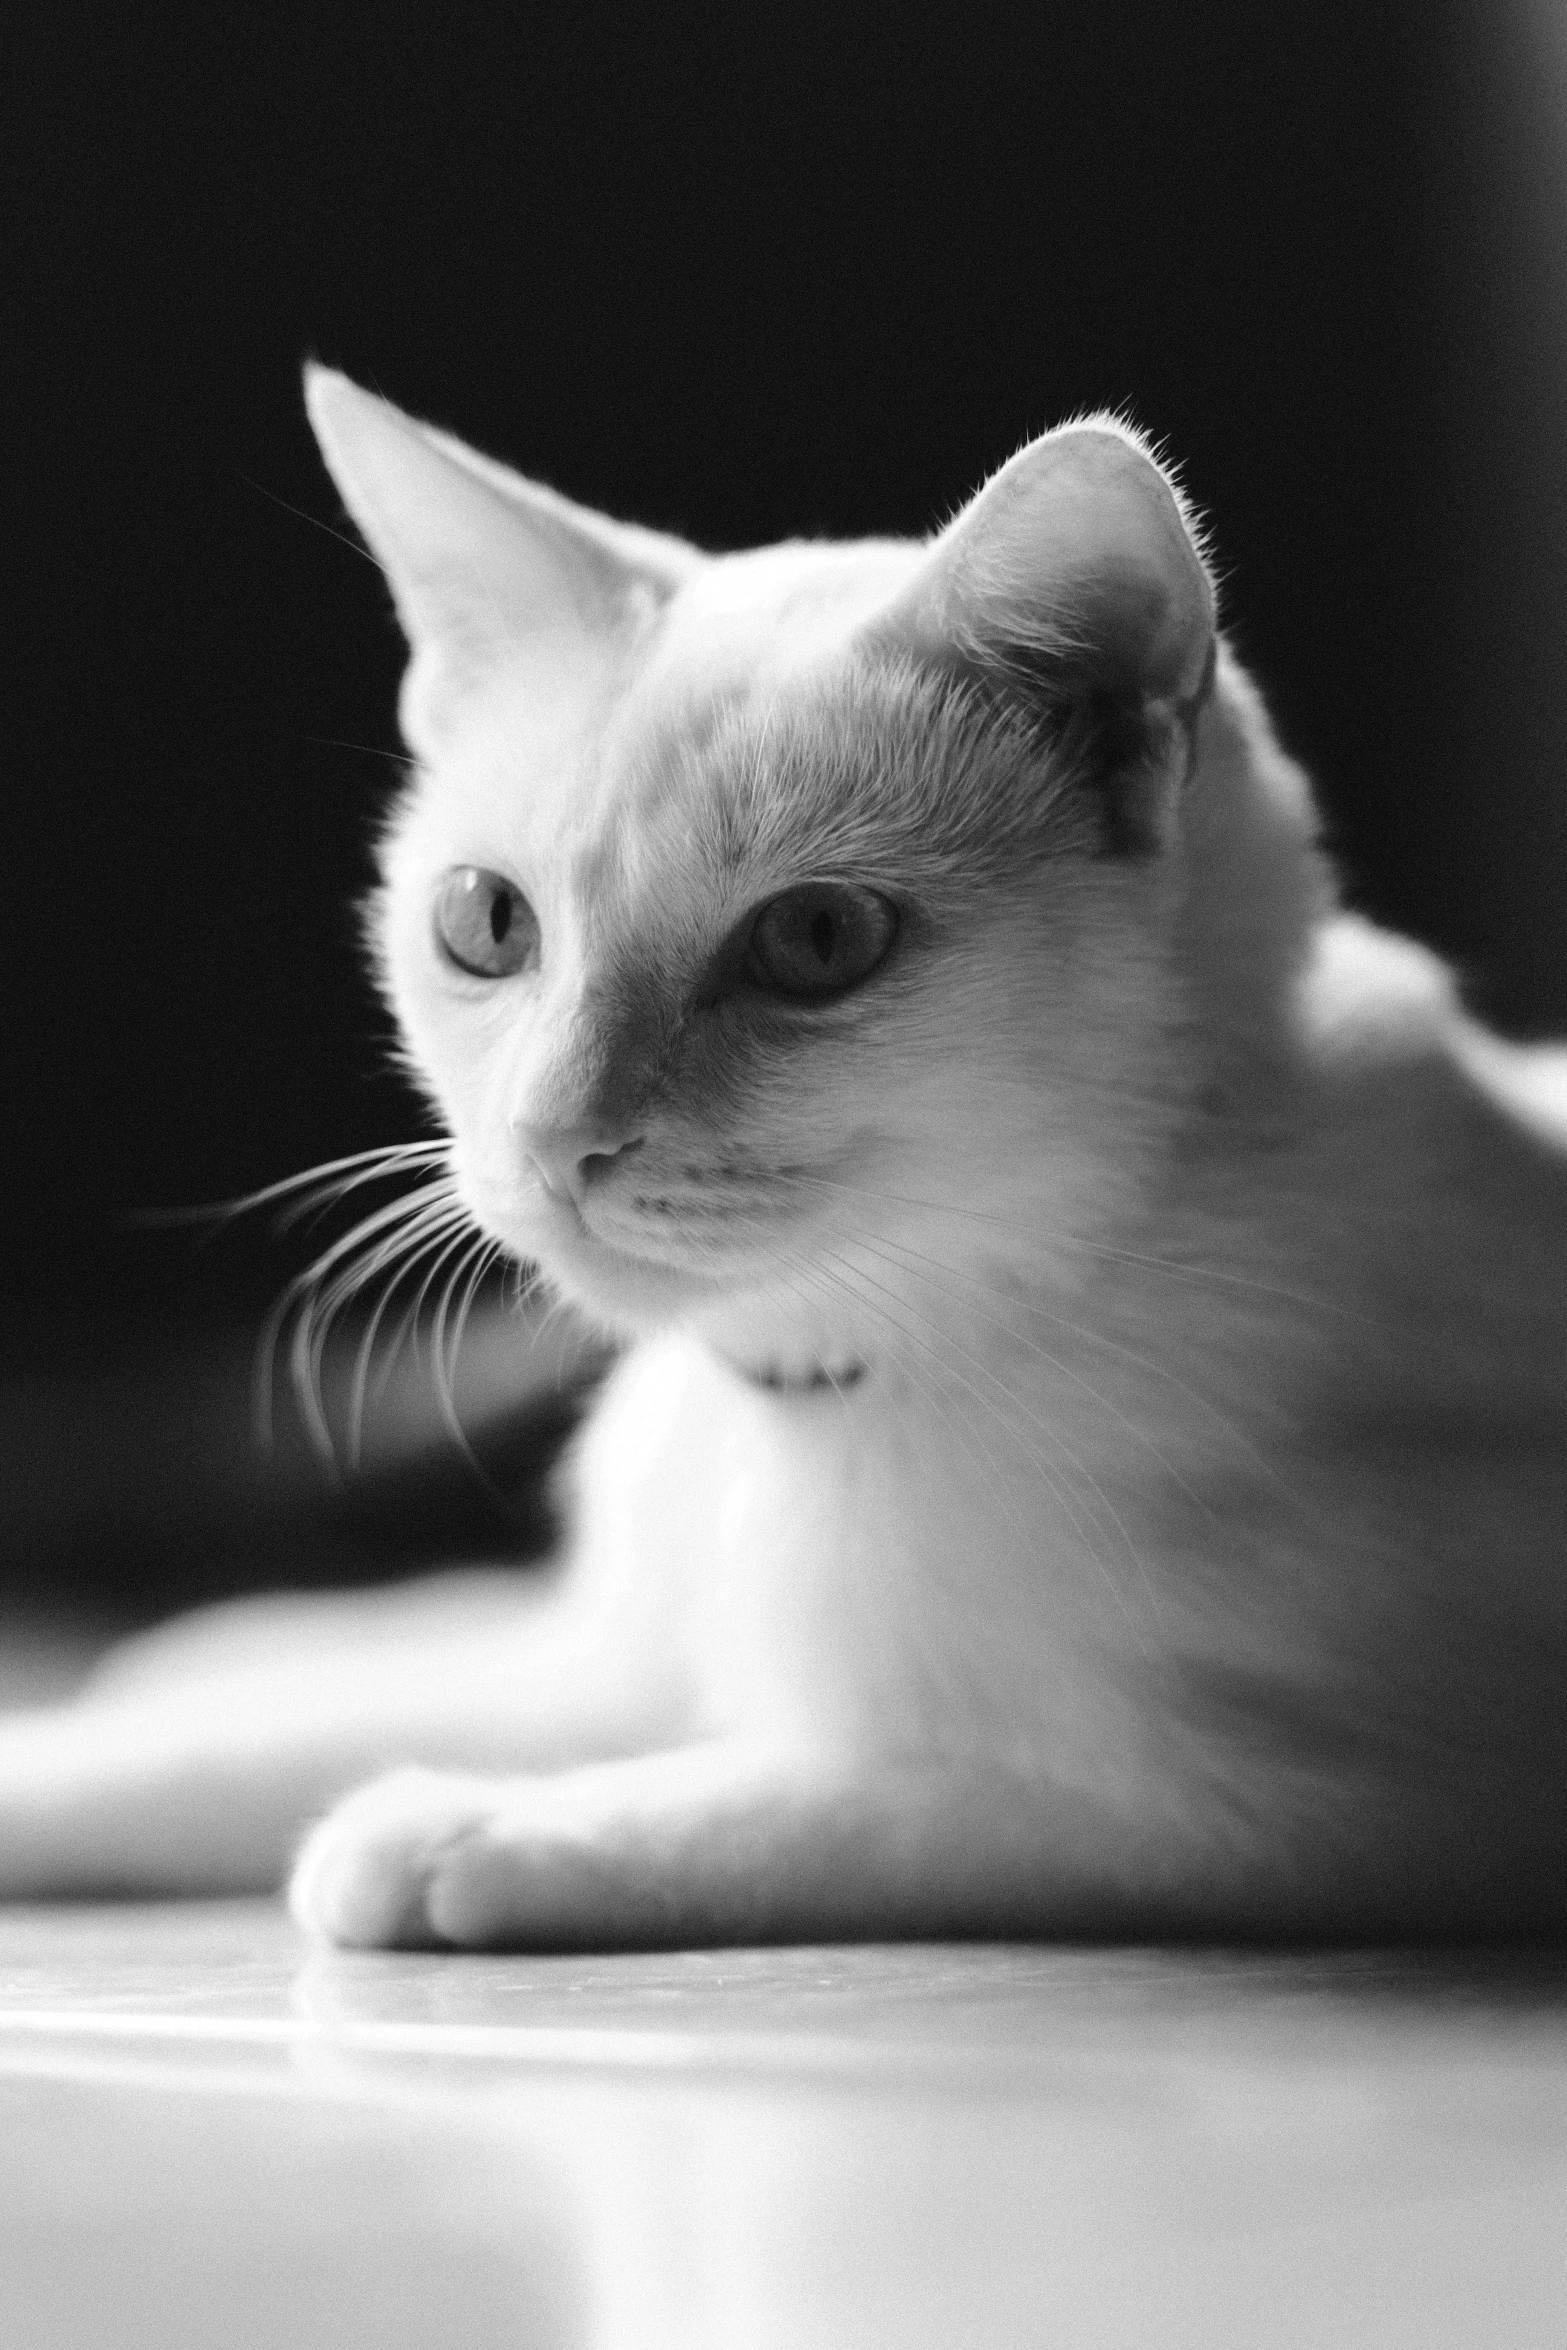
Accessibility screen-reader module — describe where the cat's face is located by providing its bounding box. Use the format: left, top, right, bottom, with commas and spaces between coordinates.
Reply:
309, 374, 1215, 1366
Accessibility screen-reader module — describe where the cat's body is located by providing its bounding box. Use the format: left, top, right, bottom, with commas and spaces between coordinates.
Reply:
4, 375, 1564, 1944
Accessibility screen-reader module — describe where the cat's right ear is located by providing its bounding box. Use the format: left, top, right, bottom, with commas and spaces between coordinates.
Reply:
304, 368, 698, 755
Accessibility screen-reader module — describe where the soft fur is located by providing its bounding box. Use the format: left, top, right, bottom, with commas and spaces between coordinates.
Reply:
3, 373, 1564, 1946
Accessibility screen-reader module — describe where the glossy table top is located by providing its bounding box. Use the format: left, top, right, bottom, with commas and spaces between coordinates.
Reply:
1, 1903, 1564, 2348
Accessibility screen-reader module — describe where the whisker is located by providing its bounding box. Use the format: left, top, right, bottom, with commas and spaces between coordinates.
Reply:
253, 1180, 463, 1456
236, 471, 384, 568
445, 1237, 507, 1400
293, 1204, 472, 1467
839, 1223, 1230, 1517
817, 1209, 1305, 1519
431, 1230, 494, 1428
134, 1141, 449, 1237
427, 1234, 534, 1516
304, 735, 413, 770
784, 1167, 1413, 1341
750, 1250, 878, 1418
340, 1205, 477, 1467
364, 1213, 494, 1413
883, 1222, 1315, 1513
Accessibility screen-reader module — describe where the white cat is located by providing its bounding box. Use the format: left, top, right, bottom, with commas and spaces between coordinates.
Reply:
4, 371, 1564, 1946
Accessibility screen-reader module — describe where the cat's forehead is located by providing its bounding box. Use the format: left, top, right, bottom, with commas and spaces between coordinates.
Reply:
544, 539, 933, 900
650, 537, 922, 675
596, 537, 923, 795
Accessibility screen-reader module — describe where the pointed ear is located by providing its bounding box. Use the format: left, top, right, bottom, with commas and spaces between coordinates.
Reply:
304, 367, 699, 755
867, 420, 1217, 851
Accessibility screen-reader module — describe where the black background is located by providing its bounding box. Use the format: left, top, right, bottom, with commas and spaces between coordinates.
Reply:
5, 2, 1567, 1612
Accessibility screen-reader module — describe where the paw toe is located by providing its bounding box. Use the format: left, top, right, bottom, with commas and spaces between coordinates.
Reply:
422, 1828, 523, 1947
287, 1768, 497, 1949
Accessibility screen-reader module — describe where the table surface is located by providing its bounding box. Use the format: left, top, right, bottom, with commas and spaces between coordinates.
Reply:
0, 1900, 1564, 2349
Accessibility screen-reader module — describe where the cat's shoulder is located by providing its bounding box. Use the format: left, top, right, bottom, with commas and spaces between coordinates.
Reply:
1450, 1023, 1567, 1153
1297, 909, 1567, 1157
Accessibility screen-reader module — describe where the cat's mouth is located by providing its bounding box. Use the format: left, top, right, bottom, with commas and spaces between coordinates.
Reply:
476, 1155, 832, 1265
469, 1172, 811, 1327
459, 1138, 889, 1346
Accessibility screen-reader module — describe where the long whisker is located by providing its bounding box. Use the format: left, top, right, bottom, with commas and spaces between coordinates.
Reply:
431, 1229, 496, 1437
304, 735, 413, 770
512, 1275, 574, 1366
341, 1204, 478, 1467
293, 1200, 472, 1466
134, 1140, 450, 1236
168, 1132, 545, 1484
236, 471, 384, 568
819, 1207, 1304, 1517
270, 1159, 451, 1240
752, 1249, 888, 1418
443, 1237, 508, 1408
365, 1215, 496, 1414
892, 1222, 1315, 1513
784, 1167, 1413, 1341
838, 1223, 1230, 1516
253, 1178, 462, 1455
426, 1233, 545, 1518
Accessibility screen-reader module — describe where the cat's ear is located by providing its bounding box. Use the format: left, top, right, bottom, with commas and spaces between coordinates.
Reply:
304, 367, 698, 755
866, 420, 1216, 851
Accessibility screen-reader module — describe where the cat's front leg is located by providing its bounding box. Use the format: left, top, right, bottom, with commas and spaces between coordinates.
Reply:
0, 1603, 693, 1899
288, 1745, 1126, 1949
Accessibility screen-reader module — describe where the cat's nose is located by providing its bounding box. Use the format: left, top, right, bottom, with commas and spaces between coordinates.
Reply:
512, 1120, 645, 1205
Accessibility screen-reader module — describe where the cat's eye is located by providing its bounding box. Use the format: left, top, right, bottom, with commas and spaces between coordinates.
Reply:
746, 882, 898, 1002
433, 867, 540, 979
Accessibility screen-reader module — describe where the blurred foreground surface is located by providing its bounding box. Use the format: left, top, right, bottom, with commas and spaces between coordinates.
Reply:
0, 1901, 1562, 2349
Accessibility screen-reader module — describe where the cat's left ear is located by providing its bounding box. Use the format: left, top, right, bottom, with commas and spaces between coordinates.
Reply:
866, 420, 1216, 852
304, 367, 700, 755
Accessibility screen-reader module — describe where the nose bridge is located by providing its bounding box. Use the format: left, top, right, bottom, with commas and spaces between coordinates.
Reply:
506, 968, 662, 1147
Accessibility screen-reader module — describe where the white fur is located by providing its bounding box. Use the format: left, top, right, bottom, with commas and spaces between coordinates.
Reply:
3, 376, 1563, 1945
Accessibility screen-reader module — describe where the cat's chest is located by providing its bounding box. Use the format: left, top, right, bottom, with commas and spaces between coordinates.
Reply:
578, 1332, 1172, 1744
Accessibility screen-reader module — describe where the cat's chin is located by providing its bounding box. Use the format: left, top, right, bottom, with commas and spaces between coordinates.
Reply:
499, 1211, 767, 1340
502, 1219, 867, 1370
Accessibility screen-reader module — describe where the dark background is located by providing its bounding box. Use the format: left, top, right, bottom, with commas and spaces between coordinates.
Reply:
5, 1, 1567, 1621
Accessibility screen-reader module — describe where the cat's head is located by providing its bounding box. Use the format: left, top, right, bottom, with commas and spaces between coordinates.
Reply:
307, 370, 1219, 1373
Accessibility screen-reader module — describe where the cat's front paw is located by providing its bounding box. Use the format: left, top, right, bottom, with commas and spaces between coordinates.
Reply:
288, 1767, 502, 1948
289, 1747, 780, 1950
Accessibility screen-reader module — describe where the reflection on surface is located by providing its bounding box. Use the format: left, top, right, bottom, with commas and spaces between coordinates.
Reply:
0, 1905, 1564, 2348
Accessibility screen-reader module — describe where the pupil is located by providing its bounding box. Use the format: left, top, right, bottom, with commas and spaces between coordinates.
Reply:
809, 910, 836, 965
489, 892, 512, 945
